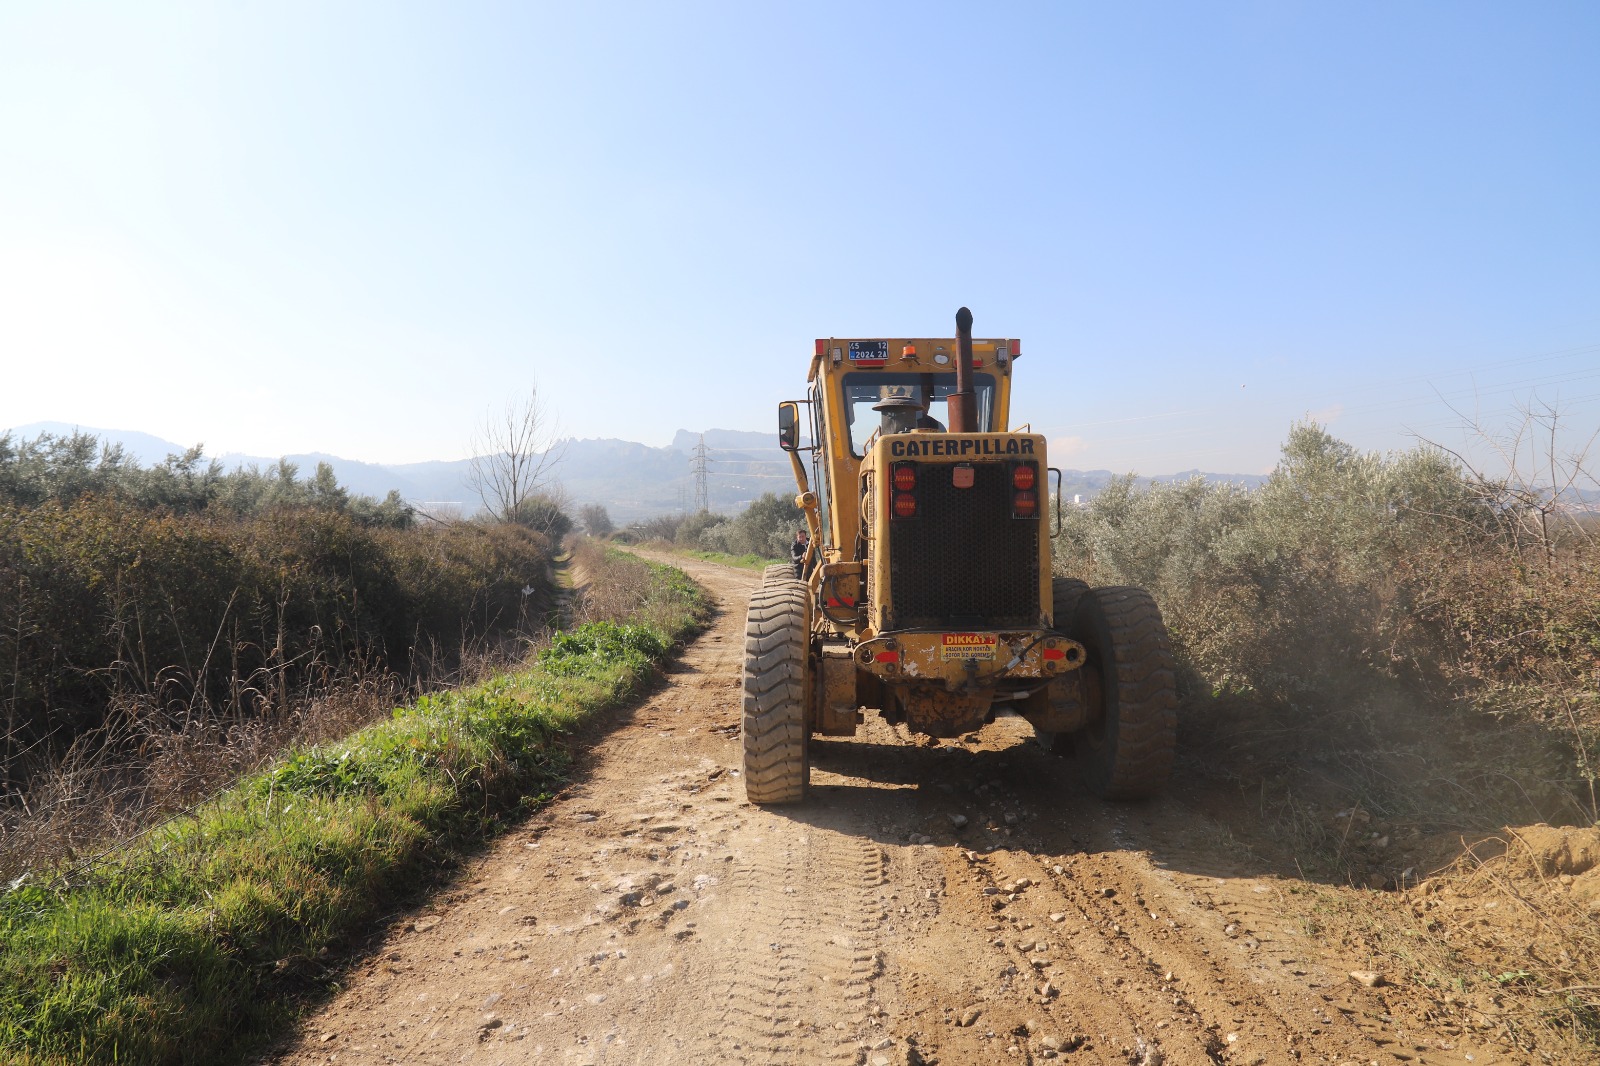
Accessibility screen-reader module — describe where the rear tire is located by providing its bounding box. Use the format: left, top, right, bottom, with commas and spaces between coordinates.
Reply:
1071, 586, 1177, 799
1037, 576, 1094, 756
742, 574, 811, 804
1051, 576, 1090, 630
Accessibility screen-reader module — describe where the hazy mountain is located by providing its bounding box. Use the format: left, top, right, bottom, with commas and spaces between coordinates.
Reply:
4, 421, 201, 468
3, 421, 1274, 522
670, 428, 777, 451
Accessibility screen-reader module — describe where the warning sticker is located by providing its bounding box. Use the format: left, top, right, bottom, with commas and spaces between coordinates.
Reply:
941, 633, 998, 660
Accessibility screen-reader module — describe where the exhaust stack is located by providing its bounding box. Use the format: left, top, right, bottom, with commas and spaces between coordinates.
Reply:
948, 306, 977, 433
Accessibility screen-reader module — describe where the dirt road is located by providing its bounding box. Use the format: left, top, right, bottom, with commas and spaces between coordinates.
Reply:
275, 555, 1501, 1066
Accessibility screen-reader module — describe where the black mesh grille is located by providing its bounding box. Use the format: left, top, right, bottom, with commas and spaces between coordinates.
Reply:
888, 462, 1040, 629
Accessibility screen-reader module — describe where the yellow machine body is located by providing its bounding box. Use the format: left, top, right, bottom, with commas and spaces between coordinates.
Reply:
780, 333, 1087, 738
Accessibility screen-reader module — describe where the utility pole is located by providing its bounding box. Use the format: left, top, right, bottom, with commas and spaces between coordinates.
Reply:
691, 434, 710, 513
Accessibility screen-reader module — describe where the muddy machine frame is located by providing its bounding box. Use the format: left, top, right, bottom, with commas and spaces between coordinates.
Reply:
741, 308, 1178, 804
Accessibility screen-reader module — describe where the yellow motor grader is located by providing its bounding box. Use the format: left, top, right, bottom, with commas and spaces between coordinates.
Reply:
742, 307, 1177, 804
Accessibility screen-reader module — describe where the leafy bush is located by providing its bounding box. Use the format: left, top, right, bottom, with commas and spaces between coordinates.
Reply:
1054, 420, 1600, 819
0, 431, 413, 527
674, 493, 801, 560
673, 509, 729, 548
538, 621, 670, 675
510, 493, 572, 539
1055, 422, 1525, 698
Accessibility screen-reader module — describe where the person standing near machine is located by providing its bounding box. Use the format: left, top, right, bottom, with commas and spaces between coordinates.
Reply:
790, 528, 809, 579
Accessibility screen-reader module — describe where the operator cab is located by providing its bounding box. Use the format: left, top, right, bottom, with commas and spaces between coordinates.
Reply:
843, 373, 999, 455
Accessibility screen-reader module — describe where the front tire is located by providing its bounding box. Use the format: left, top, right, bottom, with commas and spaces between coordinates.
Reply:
1071, 586, 1177, 799
742, 574, 811, 804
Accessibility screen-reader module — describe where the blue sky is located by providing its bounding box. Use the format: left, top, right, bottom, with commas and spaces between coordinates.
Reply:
2, 1, 1596, 476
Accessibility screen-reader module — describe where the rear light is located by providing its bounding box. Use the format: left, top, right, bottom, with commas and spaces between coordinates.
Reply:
1010, 460, 1040, 519
890, 462, 919, 520
814, 339, 825, 357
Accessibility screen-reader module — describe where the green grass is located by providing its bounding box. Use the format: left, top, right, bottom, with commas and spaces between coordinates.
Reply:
0, 554, 708, 1066
677, 548, 786, 571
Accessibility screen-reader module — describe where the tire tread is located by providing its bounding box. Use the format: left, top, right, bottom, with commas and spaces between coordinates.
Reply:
1073, 586, 1177, 799
741, 573, 810, 804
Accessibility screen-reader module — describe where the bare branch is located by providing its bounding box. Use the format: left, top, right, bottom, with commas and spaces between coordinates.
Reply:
466, 387, 566, 521
1414, 387, 1599, 563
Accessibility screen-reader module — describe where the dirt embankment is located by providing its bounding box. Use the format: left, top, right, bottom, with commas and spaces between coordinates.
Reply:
274, 554, 1590, 1066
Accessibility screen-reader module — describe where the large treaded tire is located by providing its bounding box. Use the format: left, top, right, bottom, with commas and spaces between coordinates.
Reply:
1071, 586, 1177, 799
742, 574, 811, 804
1036, 577, 1094, 756
1051, 576, 1090, 630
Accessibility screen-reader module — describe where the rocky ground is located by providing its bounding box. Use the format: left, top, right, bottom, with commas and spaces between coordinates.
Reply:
271, 554, 1598, 1066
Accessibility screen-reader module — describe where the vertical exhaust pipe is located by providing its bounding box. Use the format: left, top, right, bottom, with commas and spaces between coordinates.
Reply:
948, 305, 977, 433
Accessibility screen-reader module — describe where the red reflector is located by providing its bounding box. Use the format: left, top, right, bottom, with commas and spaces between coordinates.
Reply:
1013, 489, 1037, 517
893, 492, 918, 518
892, 462, 917, 492
814, 339, 825, 357
874, 651, 900, 663
1012, 463, 1036, 490
1042, 647, 1066, 661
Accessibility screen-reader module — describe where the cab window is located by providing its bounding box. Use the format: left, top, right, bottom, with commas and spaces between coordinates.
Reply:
841, 373, 996, 457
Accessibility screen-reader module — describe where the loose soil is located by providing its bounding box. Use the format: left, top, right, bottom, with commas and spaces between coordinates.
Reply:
272, 555, 1592, 1066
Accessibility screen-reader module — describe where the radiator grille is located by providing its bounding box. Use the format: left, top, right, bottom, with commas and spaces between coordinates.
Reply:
887, 462, 1040, 629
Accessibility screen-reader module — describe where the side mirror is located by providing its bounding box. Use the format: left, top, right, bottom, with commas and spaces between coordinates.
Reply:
777, 401, 800, 452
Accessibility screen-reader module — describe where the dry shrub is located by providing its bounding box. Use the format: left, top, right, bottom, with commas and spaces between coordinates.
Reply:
0, 659, 411, 881
0, 499, 558, 883
568, 539, 705, 634
0, 499, 555, 785
1055, 421, 1599, 835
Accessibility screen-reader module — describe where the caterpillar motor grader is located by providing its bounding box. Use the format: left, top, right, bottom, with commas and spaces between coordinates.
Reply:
742, 306, 1177, 804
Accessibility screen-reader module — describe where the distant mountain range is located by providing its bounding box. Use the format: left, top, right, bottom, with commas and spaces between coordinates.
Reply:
4, 421, 1270, 523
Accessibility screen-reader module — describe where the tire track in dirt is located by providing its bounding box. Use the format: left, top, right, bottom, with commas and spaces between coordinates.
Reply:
685, 827, 886, 1063
273, 553, 1501, 1066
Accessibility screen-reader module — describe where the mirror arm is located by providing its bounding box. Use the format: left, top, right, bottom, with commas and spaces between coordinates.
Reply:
1049, 467, 1064, 538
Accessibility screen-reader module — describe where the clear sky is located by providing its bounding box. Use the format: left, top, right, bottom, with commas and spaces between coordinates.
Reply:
2, 1, 1596, 476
